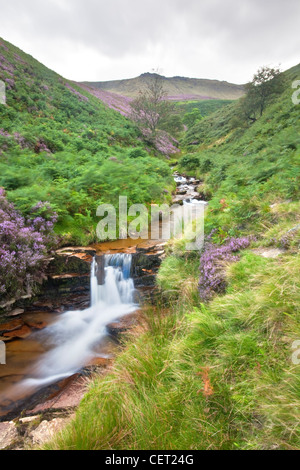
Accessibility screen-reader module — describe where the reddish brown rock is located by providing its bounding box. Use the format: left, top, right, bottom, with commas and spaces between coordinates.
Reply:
25, 320, 47, 330
0, 319, 24, 334
28, 374, 87, 414
3, 325, 32, 339
106, 312, 140, 339
87, 357, 113, 368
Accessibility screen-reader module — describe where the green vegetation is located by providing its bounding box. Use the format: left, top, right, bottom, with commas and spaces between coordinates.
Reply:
45, 63, 300, 450
85, 73, 245, 100
1, 34, 299, 450
180, 64, 300, 238
46, 245, 299, 450
0, 38, 173, 245
240, 65, 285, 123
176, 98, 234, 119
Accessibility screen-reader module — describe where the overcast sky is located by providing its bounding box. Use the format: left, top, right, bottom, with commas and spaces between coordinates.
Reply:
0, 0, 299, 83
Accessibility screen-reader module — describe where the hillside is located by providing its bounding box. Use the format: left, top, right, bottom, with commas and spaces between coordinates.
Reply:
0, 38, 174, 247
83, 72, 245, 101
179, 62, 300, 228
1, 34, 300, 450
47, 63, 300, 451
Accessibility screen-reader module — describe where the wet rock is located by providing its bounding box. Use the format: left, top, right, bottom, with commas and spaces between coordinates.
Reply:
87, 357, 113, 368
31, 300, 55, 311
28, 247, 95, 313
0, 335, 12, 343
25, 320, 47, 330
1, 373, 85, 422
28, 375, 86, 415
8, 308, 25, 317
3, 325, 32, 339
131, 247, 165, 289
172, 196, 185, 205
134, 274, 157, 288
48, 248, 95, 277
95, 255, 105, 286
106, 312, 140, 339
0, 318, 24, 334
0, 421, 19, 450
46, 273, 90, 294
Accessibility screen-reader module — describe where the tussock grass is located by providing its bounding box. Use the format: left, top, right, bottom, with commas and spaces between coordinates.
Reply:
45, 248, 300, 450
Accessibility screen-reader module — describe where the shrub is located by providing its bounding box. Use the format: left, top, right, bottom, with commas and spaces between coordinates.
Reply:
199, 235, 252, 301
0, 188, 57, 300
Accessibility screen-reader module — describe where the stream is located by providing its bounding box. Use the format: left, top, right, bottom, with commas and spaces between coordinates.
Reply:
0, 173, 207, 419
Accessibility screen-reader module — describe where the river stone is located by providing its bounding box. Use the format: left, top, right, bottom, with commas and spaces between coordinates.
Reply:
3, 325, 32, 339
0, 422, 19, 450
30, 418, 68, 446
8, 308, 25, 317
106, 312, 140, 339
0, 318, 24, 333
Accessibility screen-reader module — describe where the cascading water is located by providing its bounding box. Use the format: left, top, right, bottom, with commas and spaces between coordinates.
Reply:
22, 254, 137, 389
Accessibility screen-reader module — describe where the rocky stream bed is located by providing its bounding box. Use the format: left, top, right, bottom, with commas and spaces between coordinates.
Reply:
0, 173, 207, 449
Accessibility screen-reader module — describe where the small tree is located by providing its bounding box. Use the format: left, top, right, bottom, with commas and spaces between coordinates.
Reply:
130, 73, 174, 138
239, 66, 285, 123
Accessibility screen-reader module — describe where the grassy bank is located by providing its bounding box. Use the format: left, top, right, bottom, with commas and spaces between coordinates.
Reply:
43, 63, 300, 451
0, 38, 174, 246
44, 236, 299, 450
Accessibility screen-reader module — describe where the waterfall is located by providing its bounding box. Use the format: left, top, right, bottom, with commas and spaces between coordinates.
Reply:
22, 254, 137, 389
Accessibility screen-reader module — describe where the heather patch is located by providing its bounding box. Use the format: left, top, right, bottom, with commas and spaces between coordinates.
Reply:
199, 235, 252, 301
0, 189, 57, 300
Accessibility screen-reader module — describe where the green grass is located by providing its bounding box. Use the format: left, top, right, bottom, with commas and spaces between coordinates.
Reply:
44, 246, 300, 450
85, 74, 244, 100
43, 62, 300, 450
2, 37, 298, 449
175, 99, 234, 118
0, 38, 174, 245
177, 64, 300, 237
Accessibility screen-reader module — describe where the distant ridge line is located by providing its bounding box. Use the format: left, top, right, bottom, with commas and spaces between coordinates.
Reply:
82, 73, 245, 101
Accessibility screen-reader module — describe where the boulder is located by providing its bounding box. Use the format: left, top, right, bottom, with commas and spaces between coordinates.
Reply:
30, 418, 68, 447
0, 422, 19, 450
0, 318, 24, 334
25, 320, 47, 330
8, 308, 25, 317
3, 325, 32, 339
48, 247, 95, 277
106, 312, 140, 339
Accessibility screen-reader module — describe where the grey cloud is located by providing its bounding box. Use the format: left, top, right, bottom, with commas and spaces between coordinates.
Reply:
0, 0, 299, 81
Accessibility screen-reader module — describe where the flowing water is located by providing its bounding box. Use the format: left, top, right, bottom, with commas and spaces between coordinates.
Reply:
0, 172, 208, 418
23, 254, 137, 389
0, 254, 137, 415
